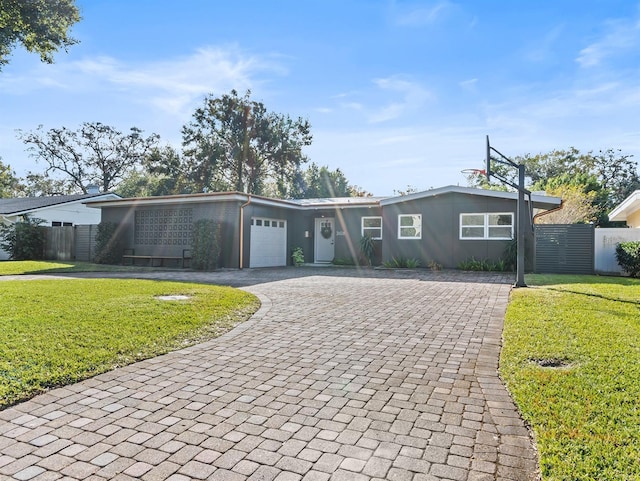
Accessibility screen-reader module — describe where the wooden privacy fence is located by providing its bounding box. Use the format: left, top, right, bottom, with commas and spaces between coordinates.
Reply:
44, 225, 98, 262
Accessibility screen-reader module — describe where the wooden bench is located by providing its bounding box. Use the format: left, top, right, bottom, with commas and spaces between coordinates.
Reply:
122, 249, 192, 268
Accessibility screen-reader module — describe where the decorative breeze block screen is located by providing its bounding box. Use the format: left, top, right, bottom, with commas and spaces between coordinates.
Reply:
134, 208, 193, 245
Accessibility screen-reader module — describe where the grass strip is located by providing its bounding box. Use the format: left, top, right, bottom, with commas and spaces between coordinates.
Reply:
0, 278, 259, 408
0, 260, 169, 276
501, 274, 640, 480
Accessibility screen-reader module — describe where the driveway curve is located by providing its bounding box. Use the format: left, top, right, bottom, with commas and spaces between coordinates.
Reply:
0, 268, 538, 480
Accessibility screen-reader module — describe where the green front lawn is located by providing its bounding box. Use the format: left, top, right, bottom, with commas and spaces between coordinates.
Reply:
501, 274, 640, 480
0, 278, 259, 408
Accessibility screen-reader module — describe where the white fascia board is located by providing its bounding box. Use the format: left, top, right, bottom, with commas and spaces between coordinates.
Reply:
609, 190, 640, 221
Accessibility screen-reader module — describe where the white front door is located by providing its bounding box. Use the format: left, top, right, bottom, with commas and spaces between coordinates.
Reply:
314, 217, 335, 263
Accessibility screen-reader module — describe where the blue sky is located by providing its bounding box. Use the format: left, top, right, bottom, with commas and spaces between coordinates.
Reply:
1, 0, 639, 196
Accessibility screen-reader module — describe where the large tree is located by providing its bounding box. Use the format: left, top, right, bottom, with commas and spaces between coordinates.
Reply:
298, 163, 361, 198
535, 184, 598, 225
0, 0, 80, 70
116, 145, 194, 197
182, 90, 312, 196
20, 171, 76, 196
19, 122, 160, 193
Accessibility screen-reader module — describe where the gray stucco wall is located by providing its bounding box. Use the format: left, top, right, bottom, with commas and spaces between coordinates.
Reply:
285, 206, 382, 265
101, 200, 242, 267
334, 207, 383, 263
382, 193, 532, 269
98, 191, 536, 270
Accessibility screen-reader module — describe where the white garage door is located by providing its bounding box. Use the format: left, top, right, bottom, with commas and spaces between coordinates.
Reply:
249, 217, 287, 267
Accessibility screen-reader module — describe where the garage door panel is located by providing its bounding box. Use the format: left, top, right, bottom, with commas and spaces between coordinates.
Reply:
250, 217, 287, 268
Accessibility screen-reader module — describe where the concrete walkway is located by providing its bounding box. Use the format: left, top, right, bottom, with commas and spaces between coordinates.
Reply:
0, 268, 538, 480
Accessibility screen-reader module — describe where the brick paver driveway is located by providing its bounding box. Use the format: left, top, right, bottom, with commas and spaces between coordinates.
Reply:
0, 268, 538, 480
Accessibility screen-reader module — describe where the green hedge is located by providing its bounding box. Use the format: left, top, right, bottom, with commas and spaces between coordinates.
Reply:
0, 215, 46, 260
615, 241, 640, 278
191, 219, 222, 270
94, 221, 124, 264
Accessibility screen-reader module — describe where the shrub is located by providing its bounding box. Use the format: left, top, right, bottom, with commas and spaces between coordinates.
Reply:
383, 256, 421, 268
0, 215, 46, 260
191, 219, 222, 270
615, 241, 640, 278
359, 234, 375, 266
458, 256, 508, 272
427, 260, 442, 271
291, 246, 304, 266
94, 221, 124, 264
503, 238, 517, 272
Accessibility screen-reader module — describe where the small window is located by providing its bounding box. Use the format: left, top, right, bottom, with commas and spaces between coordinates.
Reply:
460, 214, 484, 239
272, 221, 278, 228
488, 214, 513, 239
460, 213, 513, 240
264, 220, 270, 227
279, 221, 285, 228
398, 214, 421, 239
362, 216, 382, 240
256, 219, 262, 226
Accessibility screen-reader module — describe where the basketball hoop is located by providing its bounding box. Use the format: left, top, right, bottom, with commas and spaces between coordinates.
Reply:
461, 168, 486, 176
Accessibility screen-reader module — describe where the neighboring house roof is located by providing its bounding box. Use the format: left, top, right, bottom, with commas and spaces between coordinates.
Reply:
85, 185, 562, 211
380, 185, 562, 210
609, 190, 640, 222
0, 193, 121, 216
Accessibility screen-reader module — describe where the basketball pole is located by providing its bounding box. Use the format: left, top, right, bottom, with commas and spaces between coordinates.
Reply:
484, 135, 528, 288
516, 163, 526, 287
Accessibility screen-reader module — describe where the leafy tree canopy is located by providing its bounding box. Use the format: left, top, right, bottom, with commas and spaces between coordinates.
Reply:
19, 171, 75, 196
298, 163, 355, 198
182, 90, 312, 196
19, 122, 160, 193
0, 0, 80, 70
535, 184, 598, 225
116, 146, 193, 198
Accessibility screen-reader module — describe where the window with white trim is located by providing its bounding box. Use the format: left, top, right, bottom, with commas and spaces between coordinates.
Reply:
361, 216, 382, 239
398, 214, 422, 239
460, 213, 513, 240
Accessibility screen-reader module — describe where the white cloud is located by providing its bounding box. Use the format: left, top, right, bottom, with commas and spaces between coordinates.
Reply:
577, 16, 640, 67
368, 76, 433, 123
459, 78, 478, 92
392, 1, 454, 26
0, 46, 281, 117
525, 25, 565, 63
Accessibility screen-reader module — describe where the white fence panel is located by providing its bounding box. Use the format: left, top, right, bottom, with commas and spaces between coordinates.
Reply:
594, 228, 640, 275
